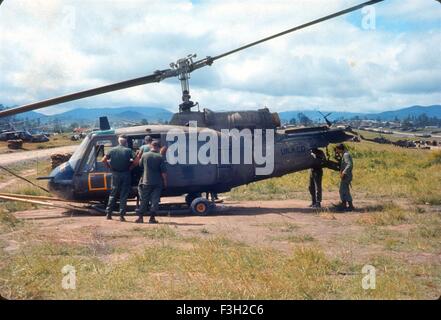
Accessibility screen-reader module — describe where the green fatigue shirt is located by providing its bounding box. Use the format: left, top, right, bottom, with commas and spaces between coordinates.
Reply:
311, 149, 326, 170
139, 144, 151, 153
106, 145, 133, 172
139, 151, 167, 186
340, 151, 353, 179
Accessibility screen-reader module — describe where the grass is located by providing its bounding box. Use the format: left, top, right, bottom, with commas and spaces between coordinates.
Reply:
0, 211, 22, 231
253, 222, 299, 232
356, 207, 441, 254
131, 225, 178, 240
272, 234, 316, 243
356, 203, 417, 226
0, 236, 438, 299
0, 139, 440, 299
0, 133, 80, 155
228, 141, 441, 205
0, 160, 53, 213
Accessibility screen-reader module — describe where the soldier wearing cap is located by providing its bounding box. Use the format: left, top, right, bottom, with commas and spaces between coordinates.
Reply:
309, 148, 326, 208
102, 135, 134, 221
335, 143, 355, 211
135, 140, 167, 224
138, 135, 152, 155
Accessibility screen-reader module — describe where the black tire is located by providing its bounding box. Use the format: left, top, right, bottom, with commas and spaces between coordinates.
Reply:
185, 193, 201, 206
190, 197, 213, 216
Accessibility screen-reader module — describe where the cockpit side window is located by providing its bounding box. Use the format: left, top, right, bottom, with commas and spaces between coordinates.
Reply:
82, 138, 115, 172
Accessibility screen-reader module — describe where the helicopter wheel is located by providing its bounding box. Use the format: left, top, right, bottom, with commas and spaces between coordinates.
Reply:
190, 197, 213, 216
185, 193, 201, 206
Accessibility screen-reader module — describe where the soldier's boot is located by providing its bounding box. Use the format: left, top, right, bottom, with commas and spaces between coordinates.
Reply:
135, 216, 144, 224
106, 212, 112, 220
309, 201, 316, 208
119, 215, 126, 222
313, 202, 321, 209
334, 201, 347, 211
149, 215, 158, 224
346, 202, 355, 212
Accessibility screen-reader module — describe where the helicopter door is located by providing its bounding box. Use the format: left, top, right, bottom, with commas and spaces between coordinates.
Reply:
164, 138, 217, 187
78, 137, 116, 193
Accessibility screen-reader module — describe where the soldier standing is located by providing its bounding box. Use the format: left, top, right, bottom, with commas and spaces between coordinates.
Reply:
102, 135, 133, 221
335, 144, 355, 211
309, 148, 326, 208
135, 140, 167, 224
138, 135, 152, 155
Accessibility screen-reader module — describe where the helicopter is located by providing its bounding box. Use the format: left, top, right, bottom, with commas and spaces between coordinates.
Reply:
0, 0, 385, 215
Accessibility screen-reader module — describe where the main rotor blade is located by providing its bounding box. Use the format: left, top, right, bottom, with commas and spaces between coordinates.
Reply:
0, 72, 163, 118
210, 0, 384, 62
0, 0, 385, 118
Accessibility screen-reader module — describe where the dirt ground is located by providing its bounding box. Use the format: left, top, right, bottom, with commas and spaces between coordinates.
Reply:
0, 146, 440, 299
0, 145, 77, 166
4, 197, 439, 267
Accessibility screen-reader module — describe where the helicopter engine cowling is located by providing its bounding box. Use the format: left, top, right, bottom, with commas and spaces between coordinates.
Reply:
170, 107, 280, 131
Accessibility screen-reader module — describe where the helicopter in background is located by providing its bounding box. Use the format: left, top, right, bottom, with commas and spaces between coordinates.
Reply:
0, 1, 384, 214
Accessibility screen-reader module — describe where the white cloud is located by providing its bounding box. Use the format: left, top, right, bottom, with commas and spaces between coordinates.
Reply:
0, 0, 440, 115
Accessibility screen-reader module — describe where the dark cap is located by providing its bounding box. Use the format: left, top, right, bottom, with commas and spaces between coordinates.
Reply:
335, 143, 346, 150
151, 140, 160, 148
144, 135, 152, 142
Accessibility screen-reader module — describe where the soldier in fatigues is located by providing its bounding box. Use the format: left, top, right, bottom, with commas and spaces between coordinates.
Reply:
134, 135, 152, 212
102, 136, 133, 221
138, 135, 152, 155
135, 140, 167, 224
335, 144, 354, 211
309, 148, 326, 208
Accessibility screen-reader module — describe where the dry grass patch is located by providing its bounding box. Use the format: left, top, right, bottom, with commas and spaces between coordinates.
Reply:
229, 141, 441, 205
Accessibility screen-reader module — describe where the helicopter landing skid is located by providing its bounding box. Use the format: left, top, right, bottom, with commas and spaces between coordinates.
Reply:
89, 199, 224, 216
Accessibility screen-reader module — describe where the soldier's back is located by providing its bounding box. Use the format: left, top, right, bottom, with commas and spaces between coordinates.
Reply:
108, 145, 132, 172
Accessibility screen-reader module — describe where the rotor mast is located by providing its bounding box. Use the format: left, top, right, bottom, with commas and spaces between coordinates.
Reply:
0, 0, 384, 118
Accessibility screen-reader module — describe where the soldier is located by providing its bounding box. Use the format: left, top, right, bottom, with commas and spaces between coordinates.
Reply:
138, 135, 152, 155
102, 135, 134, 221
309, 148, 326, 208
179, 90, 195, 112
335, 143, 355, 211
134, 135, 153, 212
135, 140, 167, 224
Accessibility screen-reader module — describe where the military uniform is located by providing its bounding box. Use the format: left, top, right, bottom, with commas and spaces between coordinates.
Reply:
105, 145, 133, 218
138, 151, 167, 221
339, 151, 353, 203
139, 144, 150, 154
309, 149, 326, 207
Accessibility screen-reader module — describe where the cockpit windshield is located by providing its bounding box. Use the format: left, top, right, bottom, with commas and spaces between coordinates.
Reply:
68, 135, 90, 170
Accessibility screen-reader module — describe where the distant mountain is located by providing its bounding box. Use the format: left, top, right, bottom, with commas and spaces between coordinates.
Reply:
7, 104, 441, 124
279, 105, 441, 122
27, 106, 174, 123
373, 105, 441, 120
279, 111, 363, 122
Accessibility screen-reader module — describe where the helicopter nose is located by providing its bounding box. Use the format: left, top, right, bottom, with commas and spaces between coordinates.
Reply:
47, 162, 75, 199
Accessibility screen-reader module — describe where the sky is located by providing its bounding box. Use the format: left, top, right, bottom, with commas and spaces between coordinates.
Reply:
0, 0, 440, 115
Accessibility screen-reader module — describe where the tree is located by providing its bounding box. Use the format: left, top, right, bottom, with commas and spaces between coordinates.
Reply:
415, 113, 429, 127
69, 122, 79, 131
140, 119, 149, 125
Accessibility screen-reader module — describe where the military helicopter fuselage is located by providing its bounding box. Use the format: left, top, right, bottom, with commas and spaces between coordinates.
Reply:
44, 108, 352, 202
1, 1, 383, 205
